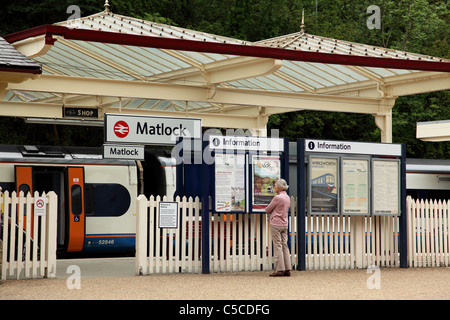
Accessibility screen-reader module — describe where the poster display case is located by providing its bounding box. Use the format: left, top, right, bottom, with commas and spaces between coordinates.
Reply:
208, 135, 288, 214
251, 155, 281, 212
341, 158, 369, 215
302, 139, 404, 216
372, 159, 400, 215
309, 156, 339, 214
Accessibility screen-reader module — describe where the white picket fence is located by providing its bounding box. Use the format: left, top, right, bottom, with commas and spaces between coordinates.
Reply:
406, 196, 450, 267
304, 214, 402, 270
135, 195, 409, 274
0, 191, 57, 280
3, 192, 447, 280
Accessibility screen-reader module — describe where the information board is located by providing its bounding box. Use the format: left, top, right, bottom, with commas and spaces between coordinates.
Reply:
302, 139, 404, 216
342, 158, 369, 214
372, 159, 400, 215
214, 153, 246, 212
309, 157, 338, 213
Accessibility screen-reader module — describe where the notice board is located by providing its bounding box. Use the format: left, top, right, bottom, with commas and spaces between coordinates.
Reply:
214, 153, 246, 212
309, 157, 338, 214
302, 139, 404, 216
372, 159, 400, 215
342, 158, 369, 215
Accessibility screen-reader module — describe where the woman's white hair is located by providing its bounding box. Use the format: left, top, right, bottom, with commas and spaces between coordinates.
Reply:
275, 178, 289, 191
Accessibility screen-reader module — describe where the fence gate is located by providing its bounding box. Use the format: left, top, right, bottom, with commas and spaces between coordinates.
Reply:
1, 191, 57, 280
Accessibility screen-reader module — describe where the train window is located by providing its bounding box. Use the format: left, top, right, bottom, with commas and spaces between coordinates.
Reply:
18, 184, 30, 195
71, 185, 83, 215
0, 183, 14, 193
84, 185, 95, 215
84, 183, 131, 217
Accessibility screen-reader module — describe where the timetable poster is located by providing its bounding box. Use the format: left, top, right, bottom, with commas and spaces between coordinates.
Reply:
342, 159, 369, 214
215, 153, 246, 212
310, 157, 338, 213
372, 160, 400, 215
252, 155, 281, 211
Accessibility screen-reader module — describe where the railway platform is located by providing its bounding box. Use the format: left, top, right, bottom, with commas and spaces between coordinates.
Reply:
0, 257, 448, 300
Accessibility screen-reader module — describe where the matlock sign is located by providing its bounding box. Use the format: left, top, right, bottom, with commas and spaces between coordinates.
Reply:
104, 113, 202, 146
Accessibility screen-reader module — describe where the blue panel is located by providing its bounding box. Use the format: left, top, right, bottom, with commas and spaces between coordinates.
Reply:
83, 234, 135, 253
183, 163, 203, 198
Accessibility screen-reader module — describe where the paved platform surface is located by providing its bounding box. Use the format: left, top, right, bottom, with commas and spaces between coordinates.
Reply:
0, 258, 449, 300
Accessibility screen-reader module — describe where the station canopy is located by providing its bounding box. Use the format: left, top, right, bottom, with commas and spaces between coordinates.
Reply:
2, 5, 450, 142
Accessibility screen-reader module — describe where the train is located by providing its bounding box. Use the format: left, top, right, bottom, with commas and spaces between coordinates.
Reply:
1, 142, 450, 256
310, 173, 336, 194
0, 144, 175, 256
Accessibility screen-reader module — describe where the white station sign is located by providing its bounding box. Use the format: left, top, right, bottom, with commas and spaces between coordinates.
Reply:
209, 135, 284, 152
305, 139, 402, 156
105, 114, 202, 145
103, 144, 145, 160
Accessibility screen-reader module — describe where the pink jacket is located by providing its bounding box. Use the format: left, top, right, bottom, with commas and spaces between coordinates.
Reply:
265, 191, 290, 227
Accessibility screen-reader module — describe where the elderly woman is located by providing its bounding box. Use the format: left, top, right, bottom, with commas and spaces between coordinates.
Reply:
265, 178, 291, 277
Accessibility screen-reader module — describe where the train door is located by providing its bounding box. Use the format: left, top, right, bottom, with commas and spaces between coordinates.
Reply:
15, 166, 34, 236
13, 165, 86, 253
65, 167, 85, 252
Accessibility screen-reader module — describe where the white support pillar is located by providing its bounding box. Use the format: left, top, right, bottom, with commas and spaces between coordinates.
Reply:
373, 94, 396, 143
248, 107, 269, 137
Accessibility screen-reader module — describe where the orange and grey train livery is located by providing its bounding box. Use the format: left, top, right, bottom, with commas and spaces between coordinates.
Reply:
0, 145, 175, 255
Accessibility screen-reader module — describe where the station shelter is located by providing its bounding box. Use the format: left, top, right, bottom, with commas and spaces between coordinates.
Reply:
1, 2, 449, 142
1, 2, 450, 276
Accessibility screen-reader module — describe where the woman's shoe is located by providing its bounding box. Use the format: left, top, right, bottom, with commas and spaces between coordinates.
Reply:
269, 271, 284, 277
283, 270, 291, 276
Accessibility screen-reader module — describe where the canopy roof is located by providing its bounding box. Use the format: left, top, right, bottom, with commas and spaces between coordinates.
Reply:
0, 37, 41, 74
2, 7, 450, 142
0, 36, 41, 93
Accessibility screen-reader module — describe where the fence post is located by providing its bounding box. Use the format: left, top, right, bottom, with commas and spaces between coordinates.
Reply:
399, 144, 408, 268
1, 191, 9, 280
201, 139, 210, 274
46, 191, 57, 278
136, 194, 148, 275
406, 196, 413, 268
352, 216, 364, 268
297, 139, 306, 270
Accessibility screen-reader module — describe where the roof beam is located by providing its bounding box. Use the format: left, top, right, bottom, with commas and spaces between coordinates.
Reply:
416, 120, 450, 142
146, 56, 282, 85
388, 73, 450, 96
0, 100, 264, 129
9, 34, 54, 57
9, 74, 383, 114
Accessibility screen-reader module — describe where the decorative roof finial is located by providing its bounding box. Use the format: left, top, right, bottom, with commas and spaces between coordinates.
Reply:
300, 9, 306, 33
104, 0, 110, 13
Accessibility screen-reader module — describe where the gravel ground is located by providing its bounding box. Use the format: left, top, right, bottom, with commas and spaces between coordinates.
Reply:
0, 267, 449, 300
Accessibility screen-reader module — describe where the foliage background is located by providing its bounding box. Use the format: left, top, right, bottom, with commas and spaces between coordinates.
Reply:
0, 0, 449, 158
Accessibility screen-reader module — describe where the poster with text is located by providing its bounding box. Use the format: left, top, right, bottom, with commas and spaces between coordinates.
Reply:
252, 155, 281, 211
310, 157, 338, 213
342, 159, 369, 214
215, 153, 246, 212
158, 202, 179, 229
372, 160, 400, 215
